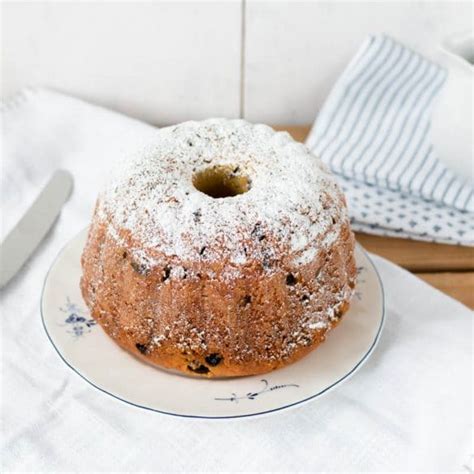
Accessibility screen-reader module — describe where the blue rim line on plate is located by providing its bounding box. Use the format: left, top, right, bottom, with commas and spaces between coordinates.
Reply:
41, 230, 385, 420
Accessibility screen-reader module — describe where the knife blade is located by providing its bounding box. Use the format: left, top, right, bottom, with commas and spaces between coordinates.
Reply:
0, 170, 74, 289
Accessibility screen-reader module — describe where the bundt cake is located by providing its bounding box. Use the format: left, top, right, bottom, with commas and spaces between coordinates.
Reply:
80, 119, 356, 377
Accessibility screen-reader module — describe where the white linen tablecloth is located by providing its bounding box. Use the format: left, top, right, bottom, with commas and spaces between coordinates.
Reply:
1, 89, 472, 472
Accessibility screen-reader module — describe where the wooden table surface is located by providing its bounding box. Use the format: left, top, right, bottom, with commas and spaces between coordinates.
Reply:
276, 125, 474, 309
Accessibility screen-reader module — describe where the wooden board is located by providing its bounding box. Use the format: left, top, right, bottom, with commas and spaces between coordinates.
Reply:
354, 233, 474, 272
276, 125, 474, 308
417, 272, 474, 309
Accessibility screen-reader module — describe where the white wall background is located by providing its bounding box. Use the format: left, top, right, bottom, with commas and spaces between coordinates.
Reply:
2, 0, 472, 125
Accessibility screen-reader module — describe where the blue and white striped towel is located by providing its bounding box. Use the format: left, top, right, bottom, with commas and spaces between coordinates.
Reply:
306, 35, 473, 245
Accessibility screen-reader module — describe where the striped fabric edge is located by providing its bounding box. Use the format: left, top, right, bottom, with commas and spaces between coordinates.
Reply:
307, 34, 474, 214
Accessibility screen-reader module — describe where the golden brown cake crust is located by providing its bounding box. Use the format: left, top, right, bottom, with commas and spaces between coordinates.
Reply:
80, 119, 356, 377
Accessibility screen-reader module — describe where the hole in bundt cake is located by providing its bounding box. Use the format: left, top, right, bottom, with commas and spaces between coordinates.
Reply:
192, 165, 250, 198
205, 353, 222, 366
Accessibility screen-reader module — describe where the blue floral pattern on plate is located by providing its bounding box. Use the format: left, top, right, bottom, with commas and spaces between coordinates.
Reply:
215, 379, 300, 403
354, 265, 366, 301
59, 297, 96, 338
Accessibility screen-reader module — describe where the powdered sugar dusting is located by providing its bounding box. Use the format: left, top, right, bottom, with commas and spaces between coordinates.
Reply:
98, 119, 348, 267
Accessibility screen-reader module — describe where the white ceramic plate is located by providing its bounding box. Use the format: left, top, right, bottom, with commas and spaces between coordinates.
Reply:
41, 228, 384, 419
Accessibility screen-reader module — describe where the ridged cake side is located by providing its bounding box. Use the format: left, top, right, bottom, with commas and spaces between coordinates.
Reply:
81, 119, 356, 377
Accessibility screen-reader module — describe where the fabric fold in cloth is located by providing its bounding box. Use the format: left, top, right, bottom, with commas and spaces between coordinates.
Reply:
306, 34, 474, 245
